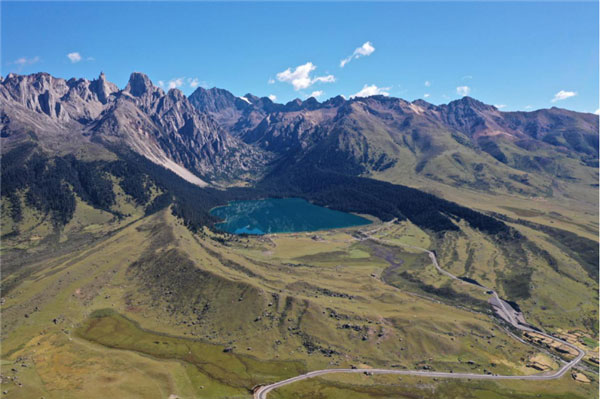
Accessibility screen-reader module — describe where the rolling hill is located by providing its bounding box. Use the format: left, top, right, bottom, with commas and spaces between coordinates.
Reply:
1, 72, 598, 399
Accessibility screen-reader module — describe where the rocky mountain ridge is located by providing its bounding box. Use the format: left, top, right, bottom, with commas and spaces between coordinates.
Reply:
190, 85, 597, 196
1, 72, 597, 195
0, 72, 268, 186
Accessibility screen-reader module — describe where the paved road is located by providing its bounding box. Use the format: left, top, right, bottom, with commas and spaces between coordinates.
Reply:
254, 225, 586, 399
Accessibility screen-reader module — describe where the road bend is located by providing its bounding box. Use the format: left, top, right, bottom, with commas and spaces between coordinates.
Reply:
253, 225, 586, 399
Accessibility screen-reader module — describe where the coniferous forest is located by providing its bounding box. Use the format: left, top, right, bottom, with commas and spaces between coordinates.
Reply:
2, 143, 511, 236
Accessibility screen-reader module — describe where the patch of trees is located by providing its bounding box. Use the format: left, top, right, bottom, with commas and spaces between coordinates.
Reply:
144, 193, 172, 216
112, 151, 263, 231
1, 145, 114, 225
398, 271, 489, 312
25, 155, 77, 225
494, 213, 598, 282
55, 156, 115, 211
2, 144, 510, 238
105, 161, 151, 205
1, 145, 260, 230
2, 146, 160, 226
499, 268, 533, 300
1, 142, 37, 222
258, 165, 510, 235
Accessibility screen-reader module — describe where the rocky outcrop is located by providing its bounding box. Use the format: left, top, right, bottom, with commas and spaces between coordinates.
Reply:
93, 73, 270, 184
0, 72, 118, 124
188, 87, 283, 135
0, 72, 269, 186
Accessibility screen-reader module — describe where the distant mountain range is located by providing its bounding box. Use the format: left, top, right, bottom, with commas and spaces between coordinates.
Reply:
1, 72, 598, 196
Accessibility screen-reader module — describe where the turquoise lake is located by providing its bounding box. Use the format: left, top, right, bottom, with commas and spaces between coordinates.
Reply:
210, 198, 372, 235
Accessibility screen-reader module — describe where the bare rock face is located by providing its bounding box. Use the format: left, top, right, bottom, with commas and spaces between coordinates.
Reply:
89, 72, 118, 104
1, 73, 69, 121
188, 87, 283, 135
94, 72, 269, 183
125, 72, 154, 98
0, 72, 119, 124
0, 72, 269, 186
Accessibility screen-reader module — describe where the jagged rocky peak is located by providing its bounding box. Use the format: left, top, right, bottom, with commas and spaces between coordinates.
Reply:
0, 73, 69, 120
411, 99, 435, 109
301, 96, 321, 110
166, 87, 186, 102
323, 95, 346, 107
125, 72, 155, 97
0, 72, 123, 123
447, 96, 496, 112
189, 86, 248, 113
89, 72, 118, 104
87, 72, 268, 184
2, 72, 66, 99
283, 98, 304, 111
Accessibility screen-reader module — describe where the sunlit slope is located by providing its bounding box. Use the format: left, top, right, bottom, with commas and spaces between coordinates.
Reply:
269, 372, 597, 399
5, 208, 592, 398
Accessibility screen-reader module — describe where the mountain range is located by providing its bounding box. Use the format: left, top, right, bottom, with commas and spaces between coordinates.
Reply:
2, 72, 597, 197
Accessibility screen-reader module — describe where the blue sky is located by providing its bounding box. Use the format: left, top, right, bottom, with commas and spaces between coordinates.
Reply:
2, 1, 598, 113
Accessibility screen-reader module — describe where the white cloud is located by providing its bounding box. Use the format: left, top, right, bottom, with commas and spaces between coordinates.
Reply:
340, 41, 375, 67
551, 90, 577, 102
494, 104, 507, 109
168, 78, 184, 89
350, 84, 390, 99
525, 105, 533, 110
594, 108, 599, 115
67, 52, 82, 63
462, 75, 473, 80
307, 90, 324, 99
424, 80, 431, 87
276, 62, 335, 91
268, 78, 275, 84
159, 77, 206, 90
314, 75, 335, 84
268, 94, 277, 101
456, 86, 471, 96
423, 93, 430, 98
13, 56, 40, 66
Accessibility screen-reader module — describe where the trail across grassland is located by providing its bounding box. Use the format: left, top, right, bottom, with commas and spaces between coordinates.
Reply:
254, 223, 585, 399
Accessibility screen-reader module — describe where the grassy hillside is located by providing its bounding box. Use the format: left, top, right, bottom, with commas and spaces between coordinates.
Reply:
1, 143, 597, 398
270, 372, 596, 399
372, 151, 598, 241
1, 204, 597, 398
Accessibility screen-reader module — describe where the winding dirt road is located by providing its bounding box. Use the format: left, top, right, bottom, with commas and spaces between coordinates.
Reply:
253, 224, 586, 399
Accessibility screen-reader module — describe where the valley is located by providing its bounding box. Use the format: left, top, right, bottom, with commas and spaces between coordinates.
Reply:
0, 71, 598, 398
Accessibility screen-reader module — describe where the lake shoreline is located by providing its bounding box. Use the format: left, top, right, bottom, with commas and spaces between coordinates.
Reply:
210, 198, 372, 235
